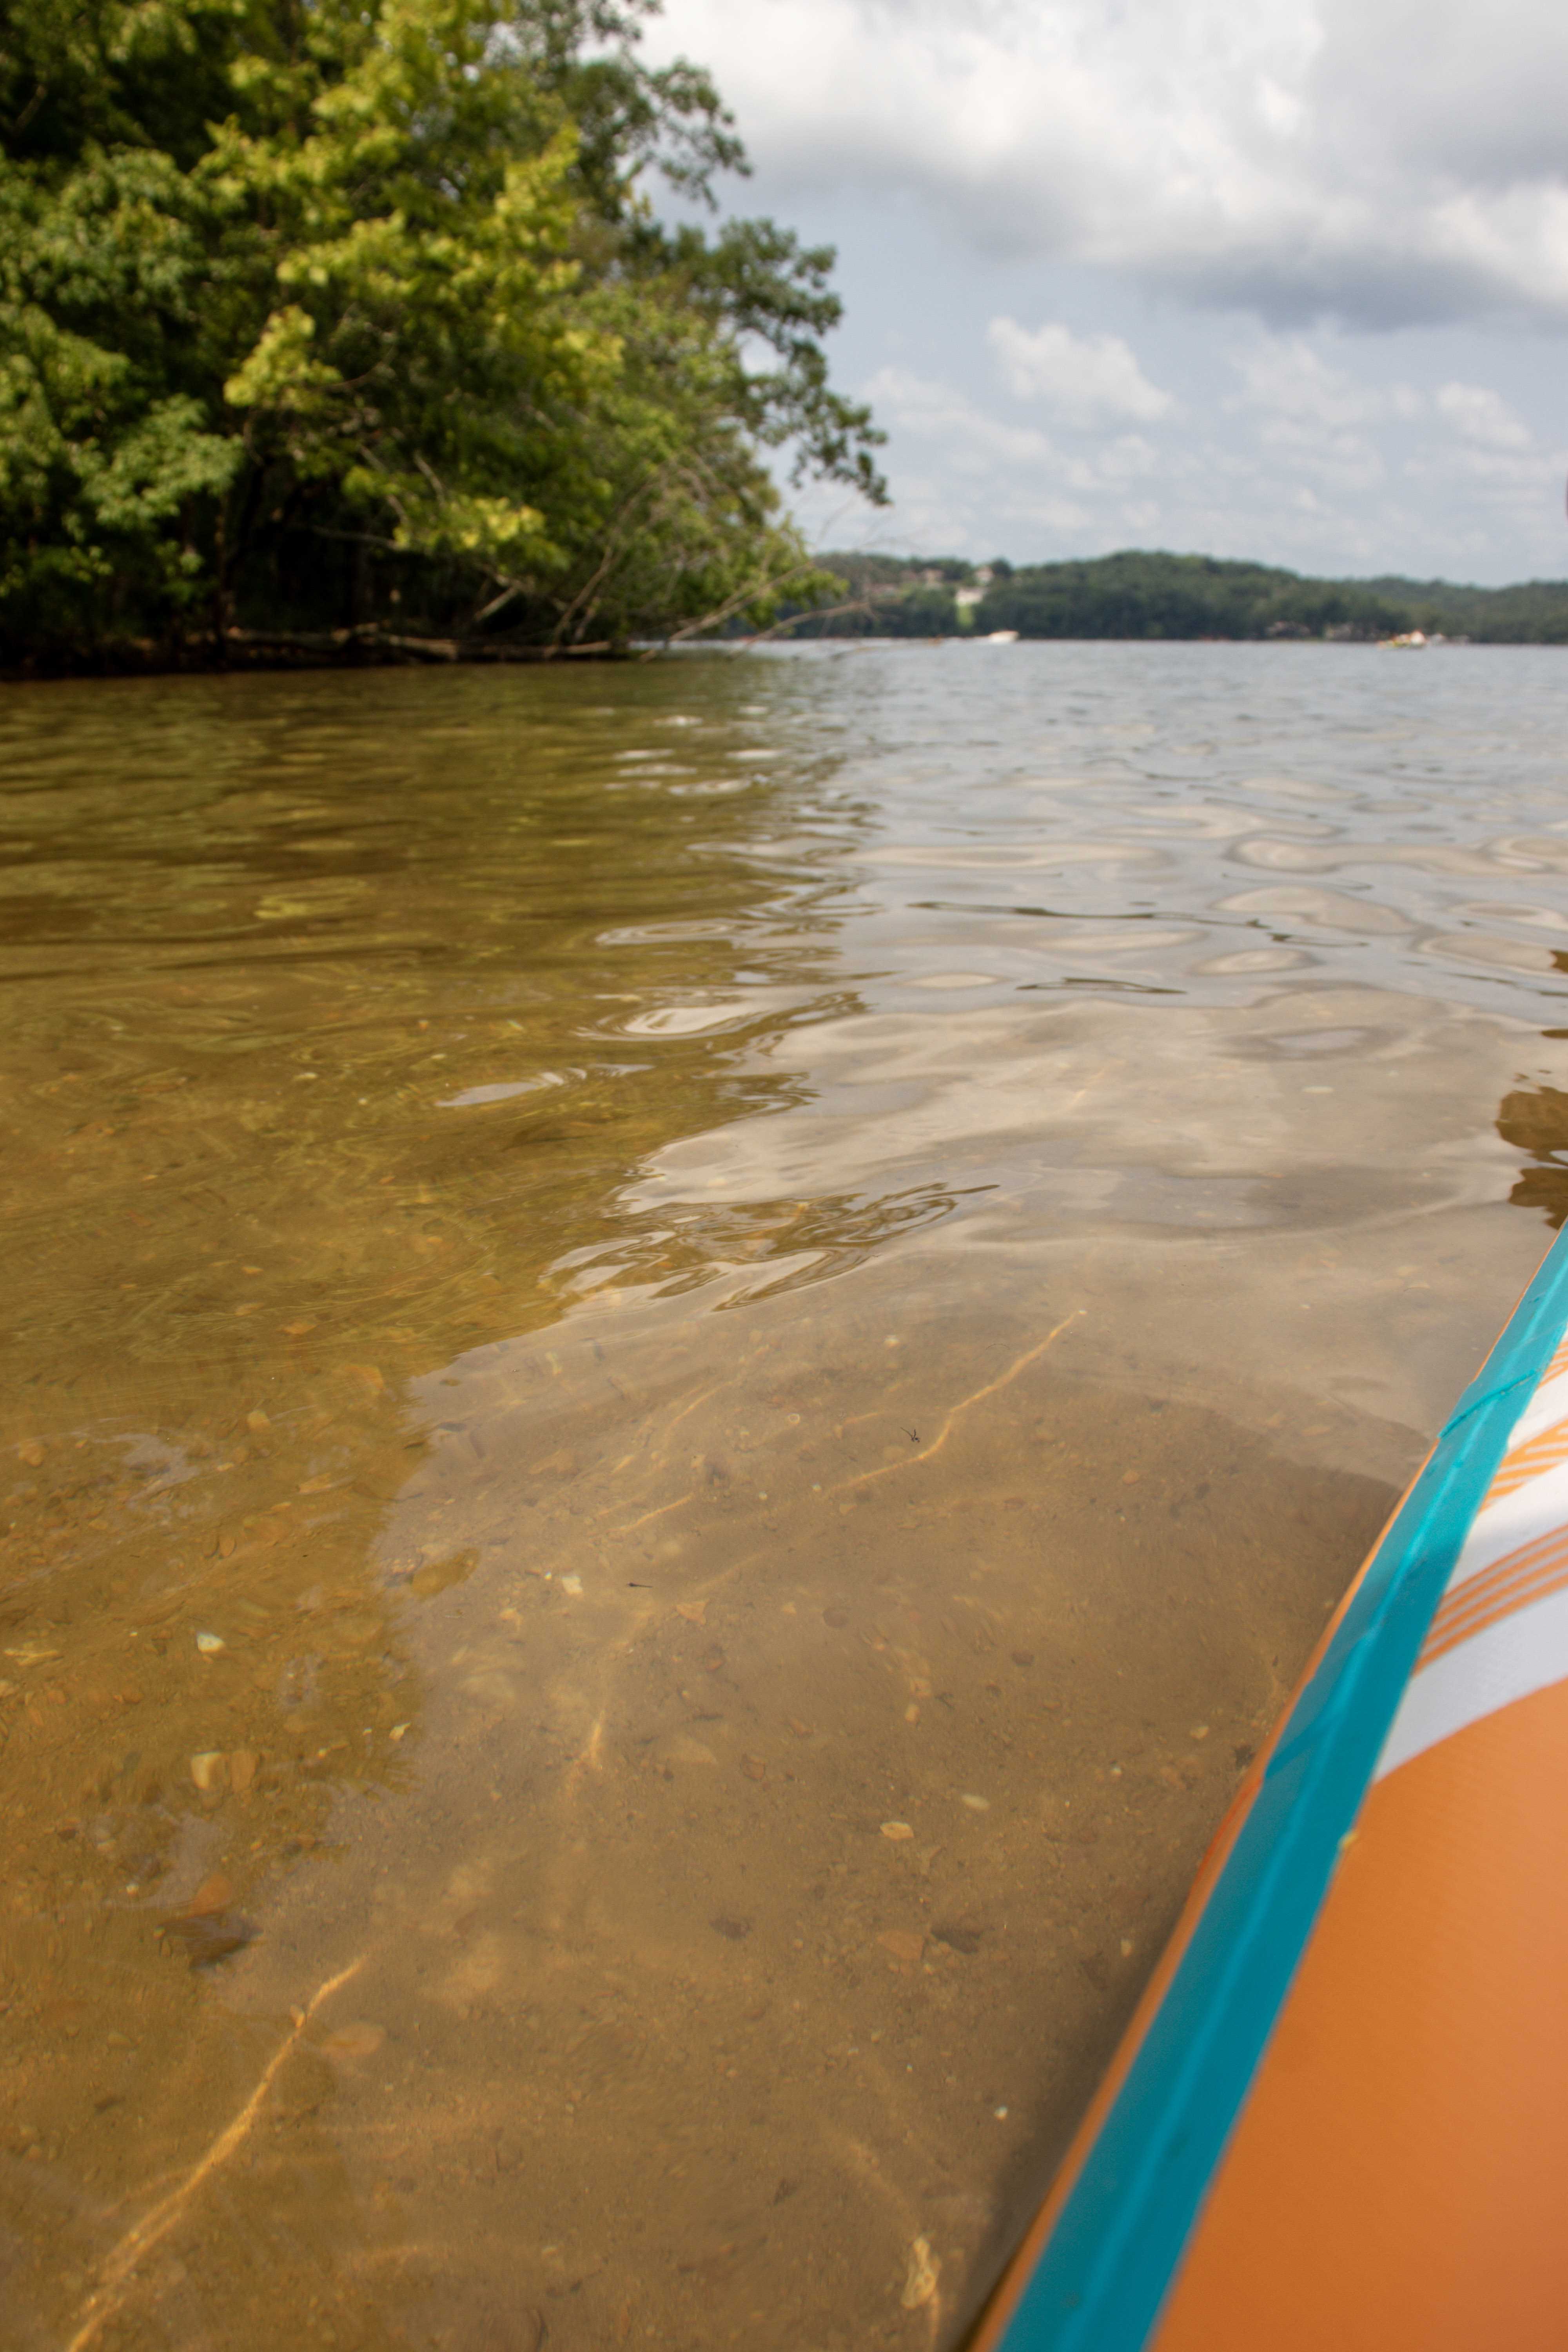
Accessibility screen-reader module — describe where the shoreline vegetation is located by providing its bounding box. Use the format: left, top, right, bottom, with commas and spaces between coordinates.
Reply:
16, 547, 1568, 679
1, 0, 885, 679
755, 550, 1568, 650
20, 547, 1568, 683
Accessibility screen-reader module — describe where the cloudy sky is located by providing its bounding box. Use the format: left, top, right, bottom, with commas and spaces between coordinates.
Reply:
647, 0, 1568, 582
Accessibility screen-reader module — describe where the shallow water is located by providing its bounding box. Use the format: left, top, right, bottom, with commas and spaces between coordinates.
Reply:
2, 642, 1566, 2350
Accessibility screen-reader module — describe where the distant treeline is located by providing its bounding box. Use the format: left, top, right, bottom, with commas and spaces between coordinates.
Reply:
768, 551, 1568, 644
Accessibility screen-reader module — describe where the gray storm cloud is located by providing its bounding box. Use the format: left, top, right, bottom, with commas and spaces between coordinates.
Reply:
650, 0, 1568, 328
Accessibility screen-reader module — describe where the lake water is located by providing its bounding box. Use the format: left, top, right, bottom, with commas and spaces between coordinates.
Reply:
3, 642, 1566, 2351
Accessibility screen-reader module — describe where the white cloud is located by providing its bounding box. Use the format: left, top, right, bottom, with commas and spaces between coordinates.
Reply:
987, 319, 1173, 425
651, 0, 1568, 327
1227, 338, 1400, 431
786, 336, 1565, 581
1218, 337, 1403, 491
1079, 435, 1160, 485
1311, 0, 1568, 187
1435, 382, 1533, 451
861, 365, 1056, 469
650, 0, 1568, 573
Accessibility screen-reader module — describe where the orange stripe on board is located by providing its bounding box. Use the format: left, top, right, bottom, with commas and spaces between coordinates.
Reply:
1483, 1414, 1568, 1502
1418, 1526, 1568, 1667
1419, 1555, 1568, 1668
1149, 1675, 1568, 2352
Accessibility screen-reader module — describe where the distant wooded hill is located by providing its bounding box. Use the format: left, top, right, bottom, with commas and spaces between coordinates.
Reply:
775, 552, 1568, 643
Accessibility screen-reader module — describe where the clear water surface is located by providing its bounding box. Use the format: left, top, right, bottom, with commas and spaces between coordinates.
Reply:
3, 642, 1566, 2351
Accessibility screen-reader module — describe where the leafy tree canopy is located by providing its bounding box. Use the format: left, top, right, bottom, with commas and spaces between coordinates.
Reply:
0, 0, 885, 663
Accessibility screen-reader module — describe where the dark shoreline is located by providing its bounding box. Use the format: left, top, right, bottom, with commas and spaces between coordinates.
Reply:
9, 633, 1563, 684
0, 625, 627, 684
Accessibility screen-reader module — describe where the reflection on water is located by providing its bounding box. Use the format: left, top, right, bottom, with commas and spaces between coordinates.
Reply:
2, 646, 1566, 2348
1497, 1083, 1568, 1227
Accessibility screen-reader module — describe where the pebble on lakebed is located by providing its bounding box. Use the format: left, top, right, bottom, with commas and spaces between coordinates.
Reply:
901, 2235, 940, 2310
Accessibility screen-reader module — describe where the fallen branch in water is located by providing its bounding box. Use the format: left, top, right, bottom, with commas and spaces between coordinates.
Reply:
832, 1310, 1087, 1499
223, 626, 613, 663
65, 1955, 366, 2352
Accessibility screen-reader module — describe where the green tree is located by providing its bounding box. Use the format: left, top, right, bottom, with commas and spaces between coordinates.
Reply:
0, 0, 884, 662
